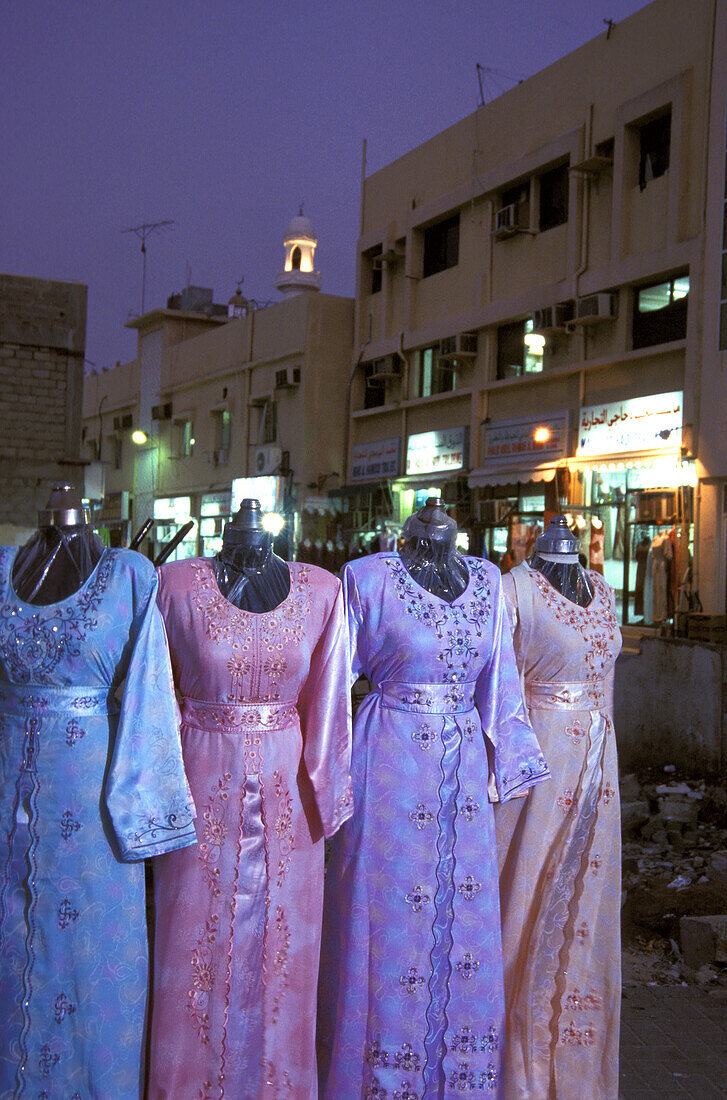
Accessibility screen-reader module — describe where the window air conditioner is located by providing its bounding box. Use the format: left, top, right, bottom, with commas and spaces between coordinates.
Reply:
440, 332, 478, 361
151, 402, 173, 421
531, 302, 574, 333
493, 202, 528, 238
366, 356, 401, 384
274, 367, 301, 389
253, 445, 283, 476
574, 293, 616, 324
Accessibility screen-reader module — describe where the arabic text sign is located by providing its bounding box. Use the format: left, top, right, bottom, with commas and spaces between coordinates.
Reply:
351, 437, 400, 481
406, 427, 467, 476
483, 412, 569, 462
577, 391, 683, 456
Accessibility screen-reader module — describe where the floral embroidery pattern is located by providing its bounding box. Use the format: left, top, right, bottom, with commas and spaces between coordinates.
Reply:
365, 1079, 388, 1099
364, 1040, 389, 1068
404, 885, 430, 913
38, 1044, 60, 1076
273, 770, 295, 887
411, 723, 437, 750
409, 803, 434, 830
460, 794, 480, 822
399, 966, 425, 994
186, 914, 219, 1044
199, 773, 231, 897
451, 1025, 499, 1055
449, 1063, 476, 1092
457, 875, 481, 902
462, 718, 478, 743
601, 784, 616, 805
60, 810, 81, 841
576, 921, 590, 945
64, 719, 85, 747
590, 854, 601, 876
557, 790, 576, 815
57, 898, 78, 929
456, 952, 480, 981
564, 988, 602, 1012
393, 1083, 418, 1100
561, 1020, 595, 1046
393, 1043, 421, 1072
564, 721, 587, 746
271, 905, 291, 1024
530, 570, 618, 680
53, 992, 75, 1024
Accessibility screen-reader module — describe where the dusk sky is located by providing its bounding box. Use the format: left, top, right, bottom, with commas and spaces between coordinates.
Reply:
2, 0, 649, 371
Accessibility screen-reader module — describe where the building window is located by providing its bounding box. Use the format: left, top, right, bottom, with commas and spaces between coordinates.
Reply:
422, 214, 459, 278
496, 319, 544, 379
291, 246, 301, 270
638, 111, 670, 190
363, 362, 387, 409
261, 401, 277, 443
632, 274, 689, 348
212, 409, 231, 452
539, 162, 569, 231
370, 259, 382, 294
411, 344, 455, 398
174, 418, 194, 457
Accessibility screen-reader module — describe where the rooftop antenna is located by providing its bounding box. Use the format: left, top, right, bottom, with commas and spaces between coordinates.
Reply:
121, 219, 175, 314
475, 63, 524, 106
603, 18, 615, 39
185, 259, 192, 288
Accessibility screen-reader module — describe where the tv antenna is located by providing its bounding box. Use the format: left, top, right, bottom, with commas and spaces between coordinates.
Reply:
122, 219, 175, 314
476, 63, 524, 106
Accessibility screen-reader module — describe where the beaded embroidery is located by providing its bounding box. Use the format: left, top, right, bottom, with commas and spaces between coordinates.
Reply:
529, 569, 618, 680
409, 803, 434, 830
399, 966, 425, 994
199, 773, 231, 897
404, 885, 430, 913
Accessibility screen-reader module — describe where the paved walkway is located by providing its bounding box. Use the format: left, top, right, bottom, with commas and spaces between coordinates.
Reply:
621, 986, 727, 1098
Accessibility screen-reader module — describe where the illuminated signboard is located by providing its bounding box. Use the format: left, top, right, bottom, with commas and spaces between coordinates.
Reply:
231, 476, 280, 514
350, 437, 401, 481
405, 427, 468, 476
482, 412, 570, 463
577, 391, 683, 456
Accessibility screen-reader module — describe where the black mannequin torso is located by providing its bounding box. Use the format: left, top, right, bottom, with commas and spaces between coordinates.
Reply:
213, 498, 290, 613
399, 497, 469, 603
12, 484, 105, 605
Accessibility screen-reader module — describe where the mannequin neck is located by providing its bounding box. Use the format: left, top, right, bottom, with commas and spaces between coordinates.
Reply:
528, 552, 594, 608
214, 522, 290, 611
12, 524, 104, 605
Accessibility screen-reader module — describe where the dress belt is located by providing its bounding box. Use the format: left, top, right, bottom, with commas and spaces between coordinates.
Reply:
180, 696, 298, 733
0, 681, 117, 717
377, 679, 477, 714
526, 679, 607, 711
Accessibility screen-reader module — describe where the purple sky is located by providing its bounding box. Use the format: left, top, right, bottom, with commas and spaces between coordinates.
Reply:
2, 0, 648, 370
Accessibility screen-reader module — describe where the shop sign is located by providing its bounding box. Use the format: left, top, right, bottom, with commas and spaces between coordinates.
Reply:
482, 412, 569, 464
350, 437, 401, 482
153, 496, 191, 523
577, 391, 683, 456
231, 476, 280, 514
405, 427, 468, 476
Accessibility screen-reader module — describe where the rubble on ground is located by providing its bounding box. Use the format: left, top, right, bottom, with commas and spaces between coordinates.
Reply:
619, 766, 727, 991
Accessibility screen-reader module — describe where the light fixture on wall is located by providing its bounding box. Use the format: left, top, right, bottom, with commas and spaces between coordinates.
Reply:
131, 429, 148, 445
533, 426, 551, 444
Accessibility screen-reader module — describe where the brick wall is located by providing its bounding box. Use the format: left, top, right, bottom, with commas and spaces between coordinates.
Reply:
0, 274, 87, 534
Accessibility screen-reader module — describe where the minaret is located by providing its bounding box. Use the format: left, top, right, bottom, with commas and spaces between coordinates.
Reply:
274, 208, 322, 297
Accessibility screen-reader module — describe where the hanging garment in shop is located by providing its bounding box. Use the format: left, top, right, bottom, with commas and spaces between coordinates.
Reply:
589, 517, 605, 574
0, 548, 195, 1098
650, 530, 673, 622
611, 506, 625, 562
634, 535, 651, 617
495, 561, 623, 1100
511, 521, 535, 565
147, 558, 352, 1099
318, 553, 550, 1100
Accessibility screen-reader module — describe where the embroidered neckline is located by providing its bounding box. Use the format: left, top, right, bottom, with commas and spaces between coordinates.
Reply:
526, 561, 606, 615
3, 546, 113, 612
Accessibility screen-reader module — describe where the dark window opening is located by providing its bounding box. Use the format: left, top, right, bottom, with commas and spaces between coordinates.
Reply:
422, 214, 459, 278
262, 402, 277, 443
539, 162, 569, 231
291, 246, 302, 270
595, 137, 615, 161
632, 274, 688, 348
501, 181, 529, 210
371, 258, 382, 295
363, 363, 386, 409
638, 112, 671, 190
412, 344, 454, 397
496, 319, 544, 380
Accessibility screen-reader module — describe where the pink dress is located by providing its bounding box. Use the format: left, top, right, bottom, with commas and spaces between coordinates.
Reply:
147, 559, 353, 1100
495, 563, 622, 1100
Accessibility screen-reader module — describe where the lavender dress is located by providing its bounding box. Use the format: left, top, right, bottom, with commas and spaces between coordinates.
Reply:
0, 547, 195, 1099
318, 553, 550, 1100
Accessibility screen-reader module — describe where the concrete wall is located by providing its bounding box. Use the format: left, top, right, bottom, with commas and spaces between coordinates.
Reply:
0, 273, 87, 538
615, 636, 726, 777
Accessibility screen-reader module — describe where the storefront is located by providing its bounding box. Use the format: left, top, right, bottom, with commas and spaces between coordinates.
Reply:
328, 437, 403, 558
152, 495, 197, 562
93, 490, 131, 548
198, 490, 232, 558
392, 426, 471, 549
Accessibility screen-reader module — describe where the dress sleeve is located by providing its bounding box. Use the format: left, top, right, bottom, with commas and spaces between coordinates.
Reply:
297, 578, 354, 838
105, 572, 197, 860
340, 563, 365, 683
475, 578, 550, 803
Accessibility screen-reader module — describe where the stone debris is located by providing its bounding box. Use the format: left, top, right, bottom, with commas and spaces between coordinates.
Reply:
620, 768, 727, 988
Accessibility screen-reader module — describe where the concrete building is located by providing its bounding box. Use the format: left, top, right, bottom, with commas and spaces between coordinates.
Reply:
344, 0, 727, 623
82, 219, 353, 562
0, 273, 87, 543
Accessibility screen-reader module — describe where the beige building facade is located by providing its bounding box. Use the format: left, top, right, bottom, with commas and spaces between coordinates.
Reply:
83, 262, 353, 562
345, 0, 727, 622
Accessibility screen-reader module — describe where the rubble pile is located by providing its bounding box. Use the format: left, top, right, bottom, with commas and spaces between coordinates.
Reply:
620, 768, 727, 991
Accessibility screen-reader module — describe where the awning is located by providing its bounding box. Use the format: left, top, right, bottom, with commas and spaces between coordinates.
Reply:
392, 470, 462, 487
468, 464, 560, 488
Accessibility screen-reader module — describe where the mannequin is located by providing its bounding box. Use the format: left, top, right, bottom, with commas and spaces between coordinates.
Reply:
11, 482, 104, 605
213, 497, 290, 612
399, 495, 468, 602
528, 514, 594, 607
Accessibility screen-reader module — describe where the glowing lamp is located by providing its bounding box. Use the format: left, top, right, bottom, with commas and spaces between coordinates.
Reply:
131, 429, 148, 445
533, 426, 551, 444
262, 512, 285, 536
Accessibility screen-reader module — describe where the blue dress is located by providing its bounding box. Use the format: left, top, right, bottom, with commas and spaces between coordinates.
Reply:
0, 547, 196, 1099
318, 554, 550, 1100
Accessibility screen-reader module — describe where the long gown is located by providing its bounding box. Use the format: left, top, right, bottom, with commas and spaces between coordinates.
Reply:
0, 546, 196, 1099
147, 558, 353, 1100
495, 562, 622, 1100
318, 553, 550, 1100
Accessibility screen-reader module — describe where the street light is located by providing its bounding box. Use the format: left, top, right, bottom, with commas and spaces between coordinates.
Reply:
131, 429, 148, 445
533, 426, 551, 444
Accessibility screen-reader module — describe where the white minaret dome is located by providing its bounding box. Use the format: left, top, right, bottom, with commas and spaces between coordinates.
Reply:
275, 207, 322, 297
